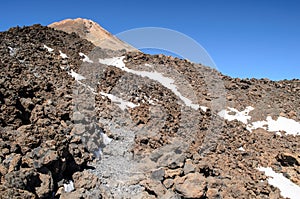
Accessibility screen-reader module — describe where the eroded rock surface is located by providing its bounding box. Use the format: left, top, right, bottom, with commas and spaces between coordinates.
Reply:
0, 24, 299, 198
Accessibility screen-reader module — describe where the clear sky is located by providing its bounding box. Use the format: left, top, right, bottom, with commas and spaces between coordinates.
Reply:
1, 0, 299, 80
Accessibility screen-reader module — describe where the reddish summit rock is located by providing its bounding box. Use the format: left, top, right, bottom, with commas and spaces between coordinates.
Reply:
49, 18, 137, 52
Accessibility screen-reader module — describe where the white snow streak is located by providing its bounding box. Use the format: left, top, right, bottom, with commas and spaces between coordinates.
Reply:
258, 167, 300, 199
43, 45, 54, 52
66, 68, 136, 110
200, 106, 208, 112
100, 92, 138, 110
238, 147, 245, 151
8, 47, 16, 56
99, 56, 199, 110
59, 50, 68, 59
79, 52, 93, 63
68, 69, 86, 81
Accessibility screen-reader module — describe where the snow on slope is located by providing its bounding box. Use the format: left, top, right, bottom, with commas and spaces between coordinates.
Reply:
218, 106, 300, 136
68, 69, 86, 81
43, 44, 54, 52
59, 50, 68, 59
100, 92, 138, 110
218, 106, 300, 198
99, 56, 200, 110
258, 167, 300, 199
8, 47, 16, 56
247, 116, 300, 136
218, 106, 254, 124
200, 106, 208, 112
79, 52, 93, 63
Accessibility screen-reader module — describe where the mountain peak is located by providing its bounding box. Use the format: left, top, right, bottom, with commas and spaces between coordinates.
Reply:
49, 18, 137, 52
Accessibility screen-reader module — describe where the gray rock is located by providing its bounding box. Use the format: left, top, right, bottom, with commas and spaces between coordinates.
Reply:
151, 168, 165, 181
183, 159, 196, 174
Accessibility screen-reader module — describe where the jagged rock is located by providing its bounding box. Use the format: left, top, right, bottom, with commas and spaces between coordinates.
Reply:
161, 190, 180, 199
276, 152, 299, 166
206, 188, 221, 199
151, 168, 165, 181
0, 185, 35, 199
7, 153, 22, 172
35, 172, 54, 198
163, 178, 174, 189
4, 168, 39, 191
59, 188, 85, 199
174, 173, 206, 198
0, 24, 97, 198
183, 159, 196, 174
0, 164, 7, 177
72, 170, 100, 190
42, 150, 58, 165
140, 179, 167, 197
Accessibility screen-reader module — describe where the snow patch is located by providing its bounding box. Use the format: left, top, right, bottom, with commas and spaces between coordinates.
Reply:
79, 52, 93, 63
67, 70, 97, 94
63, 181, 74, 193
100, 92, 138, 110
68, 69, 86, 81
101, 132, 112, 145
8, 47, 16, 56
276, 132, 282, 136
238, 147, 245, 151
43, 45, 54, 52
59, 51, 68, 59
247, 116, 300, 136
218, 106, 300, 136
218, 106, 254, 124
99, 57, 199, 110
258, 167, 300, 199
200, 106, 208, 112
246, 120, 268, 131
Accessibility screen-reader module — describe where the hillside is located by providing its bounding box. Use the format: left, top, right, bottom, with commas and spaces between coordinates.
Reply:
0, 24, 299, 198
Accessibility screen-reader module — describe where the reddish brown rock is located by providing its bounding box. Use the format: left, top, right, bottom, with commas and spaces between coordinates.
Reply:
35, 172, 54, 198
174, 173, 206, 198
49, 18, 137, 52
72, 170, 100, 190
140, 179, 167, 197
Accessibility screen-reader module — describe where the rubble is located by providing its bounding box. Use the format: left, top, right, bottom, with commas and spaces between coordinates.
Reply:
0, 24, 299, 198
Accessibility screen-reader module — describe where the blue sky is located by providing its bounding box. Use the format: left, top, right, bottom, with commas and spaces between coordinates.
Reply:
1, 0, 299, 80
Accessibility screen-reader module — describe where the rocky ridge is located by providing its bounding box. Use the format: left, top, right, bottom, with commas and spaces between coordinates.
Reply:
0, 24, 299, 198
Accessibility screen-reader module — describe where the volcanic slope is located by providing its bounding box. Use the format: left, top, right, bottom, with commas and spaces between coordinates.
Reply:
0, 24, 299, 198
